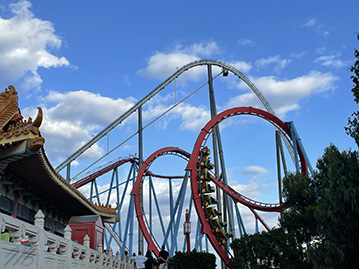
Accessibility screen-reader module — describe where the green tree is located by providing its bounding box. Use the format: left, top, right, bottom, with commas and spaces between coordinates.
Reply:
172, 249, 216, 269
230, 227, 306, 269
280, 172, 319, 245
345, 33, 359, 147
310, 145, 359, 268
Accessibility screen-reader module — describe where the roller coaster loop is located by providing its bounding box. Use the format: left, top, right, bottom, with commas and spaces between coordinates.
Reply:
131, 147, 191, 257
186, 106, 308, 266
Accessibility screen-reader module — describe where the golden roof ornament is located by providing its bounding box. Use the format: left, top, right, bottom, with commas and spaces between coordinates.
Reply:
0, 85, 45, 150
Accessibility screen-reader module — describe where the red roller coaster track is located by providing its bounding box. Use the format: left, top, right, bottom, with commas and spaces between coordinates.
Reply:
186, 107, 308, 267
131, 147, 191, 257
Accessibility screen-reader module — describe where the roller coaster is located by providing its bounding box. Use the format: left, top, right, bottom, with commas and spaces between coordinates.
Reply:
55, 60, 313, 267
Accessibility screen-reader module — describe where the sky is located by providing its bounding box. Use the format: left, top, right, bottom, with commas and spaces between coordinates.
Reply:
1, 0, 358, 260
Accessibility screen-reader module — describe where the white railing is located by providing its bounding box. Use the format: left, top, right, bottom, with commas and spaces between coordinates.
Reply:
0, 210, 134, 269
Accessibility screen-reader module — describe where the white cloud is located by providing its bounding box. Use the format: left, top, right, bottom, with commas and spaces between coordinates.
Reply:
255, 55, 292, 73
237, 39, 254, 47
227, 71, 338, 117
23, 90, 136, 162
137, 41, 222, 82
290, 52, 306, 59
314, 54, 347, 68
0, 0, 69, 89
137, 52, 200, 80
175, 103, 210, 131
302, 17, 330, 37
122, 74, 131, 87
179, 41, 220, 57
242, 166, 268, 175
20, 70, 43, 91
143, 100, 210, 131
303, 18, 317, 28
230, 178, 276, 202
229, 61, 252, 73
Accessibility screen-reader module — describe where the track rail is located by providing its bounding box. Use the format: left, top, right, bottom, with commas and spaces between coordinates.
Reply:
210, 176, 286, 213
186, 107, 308, 267
72, 158, 139, 188
131, 147, 191, 257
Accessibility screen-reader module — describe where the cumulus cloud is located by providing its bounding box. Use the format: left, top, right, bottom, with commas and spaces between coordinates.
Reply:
242, 166, 268, 175
143, 99, 210, 131
0, 0, 69, 90
230, 178, 276, 202
229, 61, 252, 73
175, 103, 210, 131
255, 55, 292, 73
237, 39, 254, 47
137, 41, 223, 82
23, 90, 136, 162
137, 52, 200, 80
227, 71, 338, 117
301, 17, 330, 37
303, 18, 317, 28
314, 54, 347, 68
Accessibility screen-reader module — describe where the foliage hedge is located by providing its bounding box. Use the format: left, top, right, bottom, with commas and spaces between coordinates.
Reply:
172, 249, 216, 269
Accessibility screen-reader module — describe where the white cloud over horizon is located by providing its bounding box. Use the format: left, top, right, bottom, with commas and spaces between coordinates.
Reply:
0, 0, 69, 90
302, 17, 330, 37
23, 90, 136, 162
255, 55, 292, 73
314, 54, 347, 68
137, 41, 224, 83
242, 166, 269, 175
237, 38, 255, 47
227, 70, 338, 117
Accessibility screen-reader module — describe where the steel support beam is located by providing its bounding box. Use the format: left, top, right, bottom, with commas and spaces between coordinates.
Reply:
138, 106, 144, 254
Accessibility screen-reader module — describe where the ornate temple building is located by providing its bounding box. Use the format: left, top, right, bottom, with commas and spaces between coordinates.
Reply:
0, 85, 118, 234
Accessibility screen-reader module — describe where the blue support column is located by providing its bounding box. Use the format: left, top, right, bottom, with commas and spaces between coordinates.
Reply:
94, 180, 101, 205
169, 178, 174, 253
163, 173, 189, 256
289, 121, 314, 175
106, 168, 117, 206
170, 173, 189, 255
90, 181, 94, 202
108, 163, 135, 248
120, 194, 135, 258
150, 179, 170, 251
195, 219, 204, 250
149, 176, 153, 232
288, 122, 300, 172
235, 203, 246, 236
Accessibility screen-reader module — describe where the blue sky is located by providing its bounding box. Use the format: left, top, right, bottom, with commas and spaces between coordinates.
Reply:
1, 0, 358, 255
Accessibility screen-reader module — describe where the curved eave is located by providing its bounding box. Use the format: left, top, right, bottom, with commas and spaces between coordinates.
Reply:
4, 147, 117, 222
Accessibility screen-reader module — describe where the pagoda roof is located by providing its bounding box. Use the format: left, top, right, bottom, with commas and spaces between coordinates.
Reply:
0, 86, 118, 222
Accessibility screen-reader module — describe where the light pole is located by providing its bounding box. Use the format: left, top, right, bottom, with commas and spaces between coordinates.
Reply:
183, 209, 191, 254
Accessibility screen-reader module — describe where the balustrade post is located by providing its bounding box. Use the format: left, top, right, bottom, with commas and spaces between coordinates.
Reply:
48, 240, 59, 254
34, 212, 46, 268
64, 225, 72, 240
83, 234, 90, 248
9, 229, 21, 244
97, 242, 103, 252
34, 210, 45, 230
